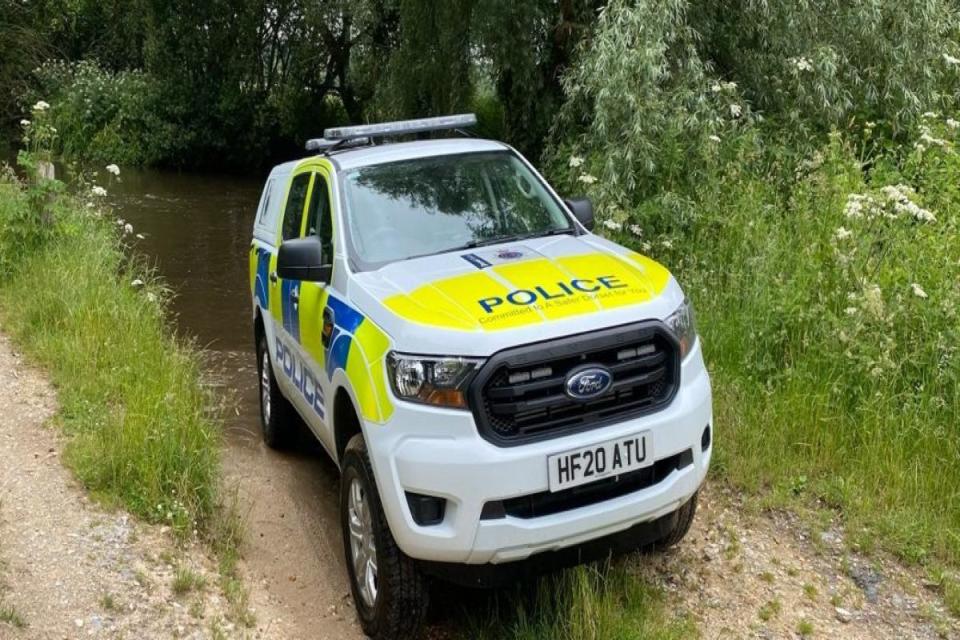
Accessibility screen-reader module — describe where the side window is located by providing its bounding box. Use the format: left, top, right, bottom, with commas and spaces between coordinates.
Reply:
304, 173, 333, 264
256, 178, 274, 225
282, 173, 311, 241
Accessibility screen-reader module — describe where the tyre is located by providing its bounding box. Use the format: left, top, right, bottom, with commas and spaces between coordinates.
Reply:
256, 332, 293, 448
651, 491, 698, 550
340, 434, 428, 640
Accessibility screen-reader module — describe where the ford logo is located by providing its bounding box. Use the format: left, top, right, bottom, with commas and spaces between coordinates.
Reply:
565, 366, 613, 401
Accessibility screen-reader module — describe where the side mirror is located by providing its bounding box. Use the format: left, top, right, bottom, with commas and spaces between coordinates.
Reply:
277, 236, 329, 282
565, 197, 594, 231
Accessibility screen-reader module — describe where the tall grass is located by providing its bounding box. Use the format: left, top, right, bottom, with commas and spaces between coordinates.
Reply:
596, 124, 960, 566
463, 563, 694, 640
0, 168, 220, 535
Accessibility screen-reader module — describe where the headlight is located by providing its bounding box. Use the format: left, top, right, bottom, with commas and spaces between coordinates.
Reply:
665, 298, 697, 359
386, 352, 484, 409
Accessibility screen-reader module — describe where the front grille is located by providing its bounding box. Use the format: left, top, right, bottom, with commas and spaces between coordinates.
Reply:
480, 449, 693, 520
468, 321, 680, 446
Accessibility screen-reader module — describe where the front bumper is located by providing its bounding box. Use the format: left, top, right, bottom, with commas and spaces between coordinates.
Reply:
363, 339, 712, 565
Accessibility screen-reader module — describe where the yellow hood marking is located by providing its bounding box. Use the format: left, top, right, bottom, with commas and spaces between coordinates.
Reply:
382, 251, 671, 331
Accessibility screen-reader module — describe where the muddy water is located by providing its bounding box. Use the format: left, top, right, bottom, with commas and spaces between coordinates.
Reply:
110, 169, 363, 638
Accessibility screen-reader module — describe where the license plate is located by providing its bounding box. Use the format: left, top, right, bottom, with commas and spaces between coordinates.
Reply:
547, 432, 652, 492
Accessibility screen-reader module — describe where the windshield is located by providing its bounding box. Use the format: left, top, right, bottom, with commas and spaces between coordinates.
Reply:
341, 151, 574, 266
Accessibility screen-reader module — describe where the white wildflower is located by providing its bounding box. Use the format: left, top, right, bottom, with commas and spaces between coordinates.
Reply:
602, 219, 622, 232
844, 307, 858, 316
106, 164, 120, 176
722, 81, 738, 91
708, 134, 722, 143
834, 226, 852, 241
136, 233, 145, 240
711, 83, 723, 93
863, 284, 884, 318
32, 100, 50, 111
146, 292, 157, 303
729, 103, 743, 118
629, 224, 643, 237
91, 185, 107, 197
577, 174, 598, 185
131, 278, 145, 288
19, 119, 30, 127
948, 118, 960, 130
910, 283, 928, 299
661, 239, 673, 249
50, 127, 56, 134
943, 53, 960, 66
790, 56, 813, 72
124, 223, 133, 235
922, 111, 938, 119
641, 241, 652, 252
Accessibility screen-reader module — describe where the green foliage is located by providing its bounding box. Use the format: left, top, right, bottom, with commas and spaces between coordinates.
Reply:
24, 60, 177, 166
595, 122, 960, 565
0, 165, 221, 538
463, 563, 695, 640
548, 0, 752, 205
694, 0, 960, 134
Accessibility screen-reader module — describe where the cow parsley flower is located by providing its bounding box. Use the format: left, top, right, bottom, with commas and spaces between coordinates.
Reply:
834, 226, 852, 241
136, 233, 145, 240
910, 283, 928, 299
577, 174, 598, 185
729, 103, 743, 118
948, 118, 960, 130
601, 219, 622, 232
568, 155, 584, 168
91, 186, 107, 197
131, 278, 145, 288
844, 307, 858, 316
19, 119, 30, 127
124, 223, 134, 235
943, 53, 960, 66
708, 135, 722, 143
32, 100, 50, 111
790, 56, 813, 72
629, 224, 643, 237
106, 164, 120, 176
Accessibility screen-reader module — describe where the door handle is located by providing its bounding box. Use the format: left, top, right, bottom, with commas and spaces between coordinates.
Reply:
269, 271, 278, 284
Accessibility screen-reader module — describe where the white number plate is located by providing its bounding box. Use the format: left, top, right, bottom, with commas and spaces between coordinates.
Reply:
547, 432, 652, 492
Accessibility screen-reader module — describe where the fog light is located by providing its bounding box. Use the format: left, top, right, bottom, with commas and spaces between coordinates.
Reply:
405, 492, 446, 526
701, 424, 711, 452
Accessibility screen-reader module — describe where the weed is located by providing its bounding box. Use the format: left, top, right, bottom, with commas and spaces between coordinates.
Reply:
0, 601, 25, 629
758, 599, 781, 622
803, 584, 818, 600
172, 566, 206, 596
797, 618, 814, 636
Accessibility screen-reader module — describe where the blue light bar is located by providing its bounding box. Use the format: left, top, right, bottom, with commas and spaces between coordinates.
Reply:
322, 113, 477, 142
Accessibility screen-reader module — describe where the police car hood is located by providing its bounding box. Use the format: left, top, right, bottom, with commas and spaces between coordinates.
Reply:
349, 234, 686, 357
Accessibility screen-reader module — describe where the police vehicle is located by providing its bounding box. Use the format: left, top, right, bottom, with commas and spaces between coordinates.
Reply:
249, 114, 712, 639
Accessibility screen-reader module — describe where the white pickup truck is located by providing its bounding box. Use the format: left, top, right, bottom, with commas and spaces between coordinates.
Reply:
248, 114, 712, 639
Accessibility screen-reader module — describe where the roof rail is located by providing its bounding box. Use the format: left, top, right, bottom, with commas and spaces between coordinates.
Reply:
307, 114, 477, 151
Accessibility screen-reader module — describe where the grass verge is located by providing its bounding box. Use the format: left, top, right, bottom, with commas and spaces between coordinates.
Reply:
0, 163, 251, 623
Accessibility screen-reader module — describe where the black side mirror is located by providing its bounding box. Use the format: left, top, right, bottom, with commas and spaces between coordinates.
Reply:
277, 236, 329, 282
565, 197, 594, 231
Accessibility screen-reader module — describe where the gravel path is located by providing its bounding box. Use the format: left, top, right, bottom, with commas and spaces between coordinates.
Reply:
0, 334, 292, 639
637, 485, 960, 639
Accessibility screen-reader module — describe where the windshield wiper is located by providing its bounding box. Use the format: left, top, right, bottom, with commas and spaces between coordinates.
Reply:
398, 228, 574, 263
461, 227, 574, 249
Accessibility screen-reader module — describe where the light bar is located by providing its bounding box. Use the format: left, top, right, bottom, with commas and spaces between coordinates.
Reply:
323, 113, 477, 142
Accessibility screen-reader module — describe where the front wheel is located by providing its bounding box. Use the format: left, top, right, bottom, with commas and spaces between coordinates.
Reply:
340, 434, 428, 640
256, 332, 293, 448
